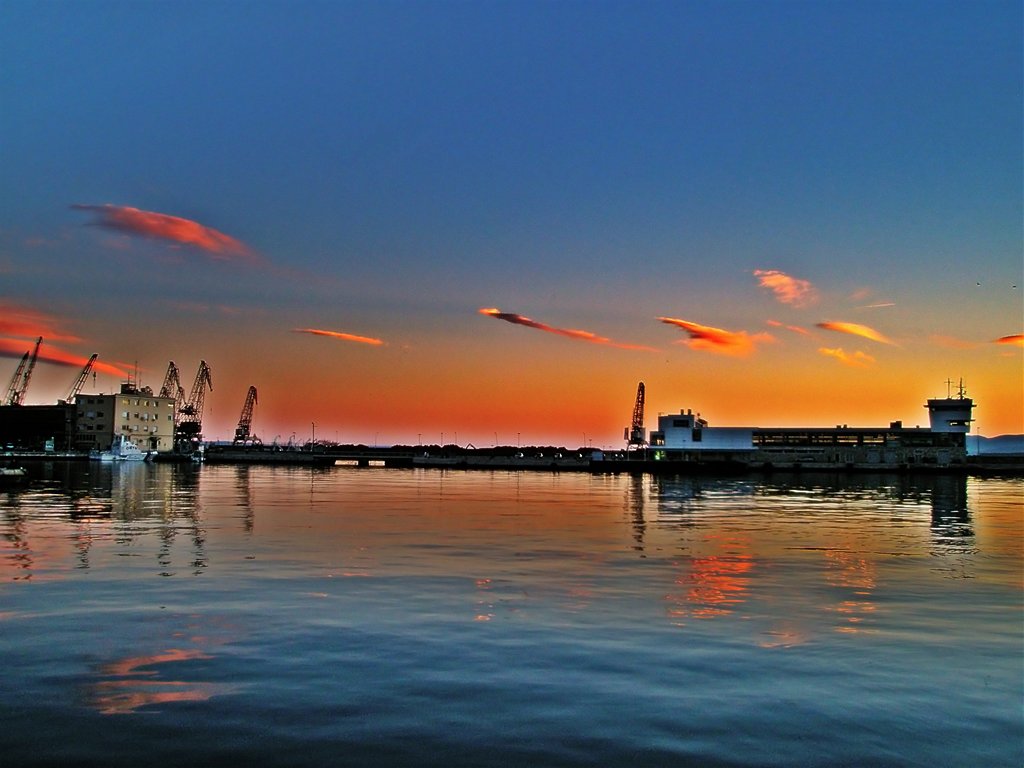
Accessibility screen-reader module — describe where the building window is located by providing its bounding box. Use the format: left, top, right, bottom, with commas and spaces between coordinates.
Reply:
692, 429, 703, 442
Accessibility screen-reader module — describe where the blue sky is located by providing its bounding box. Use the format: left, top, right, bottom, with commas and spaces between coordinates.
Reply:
1, 0, 1021, 443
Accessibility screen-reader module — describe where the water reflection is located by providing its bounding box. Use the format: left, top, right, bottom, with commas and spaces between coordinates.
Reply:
1, 463, 206, 581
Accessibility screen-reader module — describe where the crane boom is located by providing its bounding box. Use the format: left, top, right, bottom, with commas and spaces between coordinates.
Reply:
175, 361, 213, 450
5, 337, 43, 406
624, 381, 646, 448
233, 386, 259, 443
4, 351, 30, 406
66, 354, 98, 401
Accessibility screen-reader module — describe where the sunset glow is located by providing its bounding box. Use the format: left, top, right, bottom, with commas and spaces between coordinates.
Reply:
0, 1, 1019, 441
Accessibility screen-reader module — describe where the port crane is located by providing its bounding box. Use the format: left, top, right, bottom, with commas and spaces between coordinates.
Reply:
624, 381, 647, 450
4, 337, 43, 406
175, 360, 212, 450
158, 362, 187, 422
65, 354, 98, 402
233, 386, 259, 444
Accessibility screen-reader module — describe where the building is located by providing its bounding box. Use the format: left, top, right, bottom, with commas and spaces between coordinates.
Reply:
75, 383, 176, 453
0, 403, 76, 451
645, 388, 975, 470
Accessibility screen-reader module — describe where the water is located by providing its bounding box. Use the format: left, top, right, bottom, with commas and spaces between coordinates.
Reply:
1, 463, 1021, 767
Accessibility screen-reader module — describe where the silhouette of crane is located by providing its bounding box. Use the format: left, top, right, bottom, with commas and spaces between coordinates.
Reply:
4, 337, 42, 406
233, 386, 259, 444
65, 354, 98, 402
625, 381, 647, 449
175, 360, 212, 451
159, 362, 187, 423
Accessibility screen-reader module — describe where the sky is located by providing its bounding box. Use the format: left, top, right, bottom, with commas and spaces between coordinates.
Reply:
1, 0, 1021, 447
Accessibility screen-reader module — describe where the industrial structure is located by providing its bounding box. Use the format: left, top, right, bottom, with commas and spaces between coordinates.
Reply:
175, 361, 212, 453
0, 351, 213, 456
647, 381, 976, 470
233, 386, 259, 444
4, 337, 42, 406
624, 381, 647, 450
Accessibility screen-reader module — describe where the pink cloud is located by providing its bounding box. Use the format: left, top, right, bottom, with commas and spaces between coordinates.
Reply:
0, 302, 81, 342
0, 338, 128, 377
293, 328, 385, 346
754, 269, 818, 307
658, 317, 774, 356
480, 308, 656, 351
72, 204, 255, 262
766, 319, 811, 336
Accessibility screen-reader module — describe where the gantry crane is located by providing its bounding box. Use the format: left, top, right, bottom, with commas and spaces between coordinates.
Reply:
4, 337, 43, 406
233, 386, 259, 444
624, 381, 647, 449
65, 354, 98, 402
175, 360, 212, 450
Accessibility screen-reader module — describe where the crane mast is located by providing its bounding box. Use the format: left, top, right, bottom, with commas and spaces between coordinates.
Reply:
66, 354, 98, 402
175, 360, 213, 450
624, 381, 647, 449
4, 337, 43, 406
159, 361, 187, 423
233, 386, 259, 444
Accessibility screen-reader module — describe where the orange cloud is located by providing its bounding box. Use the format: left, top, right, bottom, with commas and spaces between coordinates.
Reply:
72, 204, 254, 261
0, 302, 81, 342
816, 321, 896, 345
658, 317, 774, 356
293, 328, 385, 346
994, 334, 1024, 347
766, 319, 811, 336
931, 334, 979, 350
754, 269, 818, 307
0, 338, 128, 377
479, 308, 656, 351
819, 347, 875, 368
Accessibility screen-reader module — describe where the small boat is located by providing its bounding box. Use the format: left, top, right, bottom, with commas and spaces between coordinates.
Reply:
0, 466, 27, 484
93, 435, 153, 462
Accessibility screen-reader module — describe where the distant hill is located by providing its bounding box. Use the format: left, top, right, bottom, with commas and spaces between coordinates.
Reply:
967, 435, 1024, 456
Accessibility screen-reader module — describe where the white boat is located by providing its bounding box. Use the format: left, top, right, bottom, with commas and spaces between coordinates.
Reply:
0, 466, 27, 484
94, 435, 153, 462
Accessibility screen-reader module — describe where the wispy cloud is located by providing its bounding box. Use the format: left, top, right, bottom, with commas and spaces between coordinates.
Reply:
930, 334, 979, 350
0, 338, 128, 377
856, 302, 896, 310
479, 308, 656, 351
293, 328, 385, 346
72, 204, 255, 262
0, 302, 81, 342
658, 316, 774, 356
819, 347, 875, 368
754, 269, 818, 308
994, 334, 1024, 347
766, 319, 811, 336
816, 321, 896, 345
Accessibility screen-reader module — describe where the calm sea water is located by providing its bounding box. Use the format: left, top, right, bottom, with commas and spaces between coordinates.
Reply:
1, 463, 1021, 767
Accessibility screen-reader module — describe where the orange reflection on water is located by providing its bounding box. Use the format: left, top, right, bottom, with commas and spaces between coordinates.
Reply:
89, 648, 238, 715
666, 539, 755, 624
823, 549, 878, 634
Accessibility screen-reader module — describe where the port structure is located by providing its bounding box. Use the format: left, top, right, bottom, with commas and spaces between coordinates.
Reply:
234, 385, 260, 445
175, 360, 213, 451
624, 381, 647, 450
65, 354, 98, 402
4, 336, 42, 406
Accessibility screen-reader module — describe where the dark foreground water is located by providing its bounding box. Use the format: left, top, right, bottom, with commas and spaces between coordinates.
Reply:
1, 463, 1021, 767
